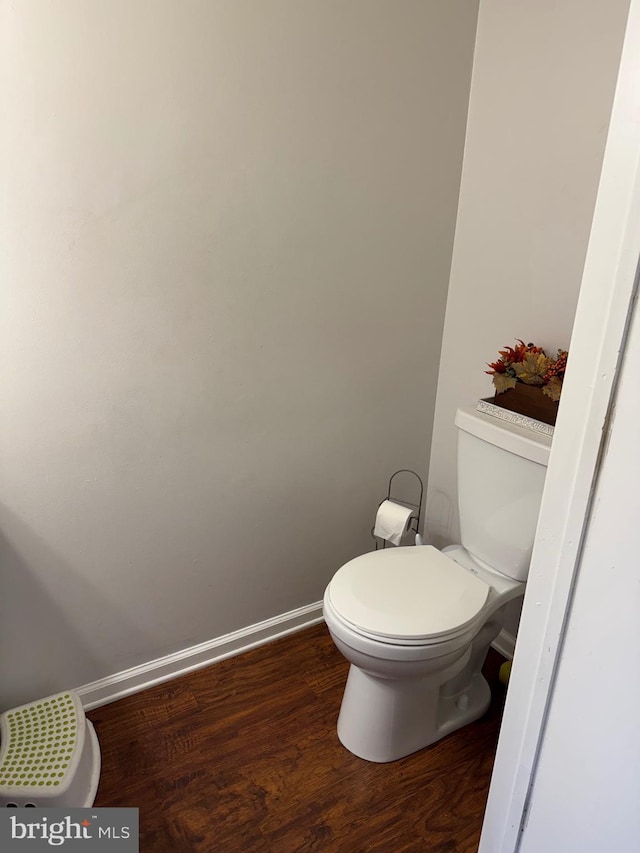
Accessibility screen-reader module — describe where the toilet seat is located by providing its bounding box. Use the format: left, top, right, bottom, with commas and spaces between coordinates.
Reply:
327, 545, 490, 646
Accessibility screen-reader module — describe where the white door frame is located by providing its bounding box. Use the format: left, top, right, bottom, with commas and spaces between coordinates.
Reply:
479, 2, 640, 850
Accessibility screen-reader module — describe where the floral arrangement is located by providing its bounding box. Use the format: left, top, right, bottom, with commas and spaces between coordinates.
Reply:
486, 340, 568, 402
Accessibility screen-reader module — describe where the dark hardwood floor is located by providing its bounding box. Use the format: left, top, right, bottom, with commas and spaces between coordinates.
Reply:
88, 624, 506, 852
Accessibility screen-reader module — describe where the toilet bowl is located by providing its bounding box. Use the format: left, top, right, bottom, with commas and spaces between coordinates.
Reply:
323, 407, 551, 763
324, 544, 524, 762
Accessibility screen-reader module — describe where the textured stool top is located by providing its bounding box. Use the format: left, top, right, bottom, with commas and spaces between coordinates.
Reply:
0, 692, 84, 795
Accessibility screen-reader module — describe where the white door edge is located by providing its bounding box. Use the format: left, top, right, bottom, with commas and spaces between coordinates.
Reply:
479, 2, 640, 851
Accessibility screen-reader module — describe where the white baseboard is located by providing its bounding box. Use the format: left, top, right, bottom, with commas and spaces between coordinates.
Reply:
492, 628, 516, 660
75, 604, 515, 711
76, 601, 324, 711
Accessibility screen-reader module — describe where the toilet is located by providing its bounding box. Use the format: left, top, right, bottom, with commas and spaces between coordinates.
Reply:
323, 406, 551, 763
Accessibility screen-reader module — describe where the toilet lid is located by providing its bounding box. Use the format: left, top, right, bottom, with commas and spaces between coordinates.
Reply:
328, 546, 489, 641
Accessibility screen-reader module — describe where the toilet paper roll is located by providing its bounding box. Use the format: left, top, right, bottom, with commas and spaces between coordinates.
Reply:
373, 499, 415, 546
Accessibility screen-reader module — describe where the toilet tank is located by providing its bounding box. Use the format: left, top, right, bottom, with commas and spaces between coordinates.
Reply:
455, 407, 551, 582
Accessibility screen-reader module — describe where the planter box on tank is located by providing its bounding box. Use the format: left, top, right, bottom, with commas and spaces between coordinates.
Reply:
483, 384, 559, 427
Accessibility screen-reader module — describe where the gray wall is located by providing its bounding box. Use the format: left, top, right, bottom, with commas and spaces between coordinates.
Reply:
0, 0, 478, 706
425, 0, 630, 639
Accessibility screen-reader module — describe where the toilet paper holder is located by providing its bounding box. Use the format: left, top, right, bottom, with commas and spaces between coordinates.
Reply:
373, 469, 424, 549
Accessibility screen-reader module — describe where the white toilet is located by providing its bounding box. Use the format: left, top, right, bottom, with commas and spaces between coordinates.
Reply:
323, 406, 551, 763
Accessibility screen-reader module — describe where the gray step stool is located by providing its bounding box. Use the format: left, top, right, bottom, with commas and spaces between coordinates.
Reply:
0, 691, 101, 807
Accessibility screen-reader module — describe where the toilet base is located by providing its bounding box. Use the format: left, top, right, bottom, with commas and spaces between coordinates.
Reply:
337, 659, 492, 763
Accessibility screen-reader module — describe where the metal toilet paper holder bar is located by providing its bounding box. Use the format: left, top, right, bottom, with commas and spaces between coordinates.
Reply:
373, 469, 424, 549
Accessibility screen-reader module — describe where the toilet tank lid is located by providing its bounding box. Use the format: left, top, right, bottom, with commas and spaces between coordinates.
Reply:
327, 546, 489, 641
455, 406, 551, 466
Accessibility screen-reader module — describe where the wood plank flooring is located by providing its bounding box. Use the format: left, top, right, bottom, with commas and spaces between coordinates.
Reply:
88, 624, 506, 852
